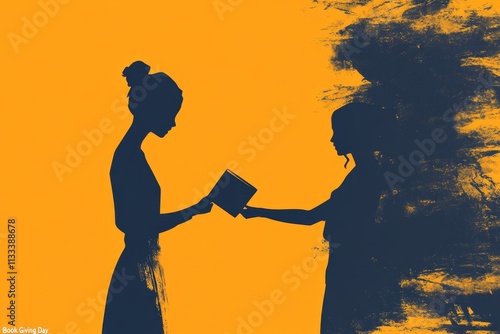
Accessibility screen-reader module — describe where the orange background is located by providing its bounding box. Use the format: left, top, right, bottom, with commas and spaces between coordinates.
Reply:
0, 1, 349, 333
1, 1, 499, 333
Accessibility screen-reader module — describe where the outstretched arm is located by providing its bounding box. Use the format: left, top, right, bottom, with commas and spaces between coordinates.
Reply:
241, 200, 330, 226
157, 197, 213, 233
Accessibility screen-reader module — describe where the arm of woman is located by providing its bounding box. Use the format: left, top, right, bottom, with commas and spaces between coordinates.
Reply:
156, 197, 213, 233
241, 199, 331, 226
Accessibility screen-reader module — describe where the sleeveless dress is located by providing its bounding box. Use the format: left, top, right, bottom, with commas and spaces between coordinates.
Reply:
102, 147, 168, 334
319, 166, 396, 333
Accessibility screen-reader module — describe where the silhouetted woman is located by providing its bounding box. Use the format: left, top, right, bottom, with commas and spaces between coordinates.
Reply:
242, 103, 395, 333
102, 61, 212, 334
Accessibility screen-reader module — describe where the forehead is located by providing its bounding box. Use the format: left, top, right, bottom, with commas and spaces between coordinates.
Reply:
330, 112, 345, 127
331, 113, 361, 133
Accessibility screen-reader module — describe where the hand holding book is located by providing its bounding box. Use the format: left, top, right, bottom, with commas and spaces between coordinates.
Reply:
209, 170, 257, 217
240, 206, 261, 218
193, 197, 214, 215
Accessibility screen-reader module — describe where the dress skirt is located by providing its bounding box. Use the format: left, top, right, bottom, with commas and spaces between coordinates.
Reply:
102, 235, 168, 334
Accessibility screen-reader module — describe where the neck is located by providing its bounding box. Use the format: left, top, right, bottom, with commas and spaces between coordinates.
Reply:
351, 151, 378, 170
120, 117, 149, 150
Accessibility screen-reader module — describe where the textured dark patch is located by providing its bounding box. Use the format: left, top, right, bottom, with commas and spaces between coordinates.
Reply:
321, 0, 500, 331
403, 0, 451, 19
312, 0, 372, 11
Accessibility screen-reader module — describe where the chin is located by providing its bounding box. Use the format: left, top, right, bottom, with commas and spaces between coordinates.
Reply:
334, 147, 346, 156
153, 130, 168, 138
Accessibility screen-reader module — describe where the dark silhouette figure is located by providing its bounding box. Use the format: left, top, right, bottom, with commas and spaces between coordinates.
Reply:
328, 9, 500, 331
102, 61, 212, 334
242, 103, 398, 333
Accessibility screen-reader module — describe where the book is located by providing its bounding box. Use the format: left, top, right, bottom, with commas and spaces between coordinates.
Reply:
209, 170, 257, 217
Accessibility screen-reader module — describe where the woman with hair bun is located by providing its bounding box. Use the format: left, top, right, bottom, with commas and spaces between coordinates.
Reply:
102, 61, 213, 334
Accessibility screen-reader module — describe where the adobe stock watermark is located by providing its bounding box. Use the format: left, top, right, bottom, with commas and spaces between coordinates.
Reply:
384, 72, 495, 191
339, 24, 380, 62
180, 168, 233, 221
429, 291, 457, 316
237, 107, 296, 162
336, 1, 383, 63
224, 237, 330, 334
426, 282, 469, 326
213, 0, 243, 21
51, 66, 163, 183
56, 267, 136, 334
177, 106, 295, 216
7, 0, 72, 54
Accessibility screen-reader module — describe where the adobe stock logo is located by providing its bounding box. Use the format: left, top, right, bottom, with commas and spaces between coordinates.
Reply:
51, 119, 116, 183
384, 72, 495, 191
7, 0, 71, 54
339, 25, 380, 62
224, 237, 329, 334
213, 0, 243, 21
51, 66, 163, 183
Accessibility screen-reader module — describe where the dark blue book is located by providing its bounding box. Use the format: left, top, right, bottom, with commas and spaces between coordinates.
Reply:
210, 170, 257, 217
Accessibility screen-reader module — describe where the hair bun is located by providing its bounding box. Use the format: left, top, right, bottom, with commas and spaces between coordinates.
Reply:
122, 61, 151, 86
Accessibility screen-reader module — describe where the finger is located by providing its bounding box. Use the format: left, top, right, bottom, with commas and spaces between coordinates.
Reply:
202, 204, 213, 213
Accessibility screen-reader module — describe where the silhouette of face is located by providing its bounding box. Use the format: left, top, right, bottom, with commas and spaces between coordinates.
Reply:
331, 123, 345, 155
150, 101, 181, 138
330, 117, 358, 155
135, 94, 182, 138
330, 103, 384, 156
